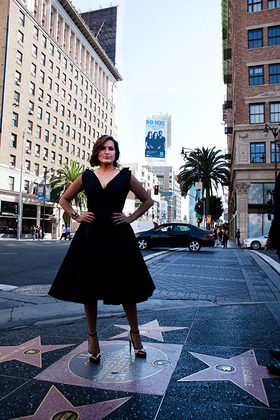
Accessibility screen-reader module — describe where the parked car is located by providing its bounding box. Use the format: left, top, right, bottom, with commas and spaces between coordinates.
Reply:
242, 234, 268, 250
135, 223, 214, 252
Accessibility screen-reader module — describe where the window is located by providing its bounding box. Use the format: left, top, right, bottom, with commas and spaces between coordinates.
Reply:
248, 29, 263, 49
58, 154, 62, 165
9, 154, 16, 167
26, 140, 31, 152
270, 102, 280, 123
52, 134, 56, 145
31, 62, 36, 76
60, 121, 64, 131
41, 53, 46, 66
55, 83, 59, 94
24, 180, 29, 192
250, 143, 266, 163
30, 81, 35, 96
18, 30, 24, 43
49, 60, 53, 72
66, 125, 70, 136
33, 26, 38, 38
32, 44, 38, 57
45, 112, 50, 124
63, 57, 67, 69
248, 0, 262, 12
28, 101, 34, 113
38, 88, 43, 100
37, 106, 42, 119
19, 10, 25, 26
61, 88, 66, 99
42, 35, 47, 48
62, 73, 66, 84
15, 70, 21, 84
54, 100, 58, 112
46, 94, 51, 105
25, 160, 30, 172
59, 137, 63, 148
14, 91, 20, 104
35, 144, 40, 156
57, 50, 61, 61
11, 133, 17, 148
271, 142, 280, 163
34, 163, 39, 176
268, 0, 280, 8
16, 50, 23, 64
53, 116, 57, 127
69, 79, 72, 90
50, 43, 54, 56
56, 67, 60, 78
43, 148, 48, 159
249, 103, 264, 124
51, 151, 55, 163
39, 70, 45, 84
60, 105, 65, 116
12, 112, 18, 127
269, 64, 280, 84
47, 77, 52, 89
27, 121, 33, 134
268, 26, 280, 46
36, 125, 41, 138
33, 183, 38, 195
65, 141, 69, 152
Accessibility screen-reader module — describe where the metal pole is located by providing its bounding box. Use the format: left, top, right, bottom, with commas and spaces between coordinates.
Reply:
17, 130, 25, 240
274, 140, 278, 182
42, 170, 46, 239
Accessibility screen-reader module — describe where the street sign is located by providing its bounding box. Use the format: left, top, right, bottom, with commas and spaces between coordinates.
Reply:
195, 182, 203, 190
161, 192, 173, 196
206, 215, 211, 224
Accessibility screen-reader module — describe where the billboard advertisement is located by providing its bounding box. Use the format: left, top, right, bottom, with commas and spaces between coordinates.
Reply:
145, 119, 166, 159
38, 184, 51, 201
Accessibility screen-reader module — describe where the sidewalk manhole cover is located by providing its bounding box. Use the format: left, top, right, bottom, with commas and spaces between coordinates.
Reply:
13, 284, 52, 296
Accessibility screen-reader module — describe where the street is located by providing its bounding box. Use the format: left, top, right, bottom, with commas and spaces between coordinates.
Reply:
0, 239, 280, 419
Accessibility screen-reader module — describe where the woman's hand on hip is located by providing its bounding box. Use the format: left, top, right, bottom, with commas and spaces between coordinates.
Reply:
111, 213, 131, 225
77, 212, 95, 223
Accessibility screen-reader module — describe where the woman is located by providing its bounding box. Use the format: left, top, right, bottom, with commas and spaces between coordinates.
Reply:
49, 135, 155, 363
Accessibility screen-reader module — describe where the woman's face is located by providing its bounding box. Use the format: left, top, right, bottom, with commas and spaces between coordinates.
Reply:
98, 140, 116, 165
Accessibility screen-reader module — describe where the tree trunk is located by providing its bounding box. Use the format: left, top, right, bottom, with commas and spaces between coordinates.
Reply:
205, 187, 211, 230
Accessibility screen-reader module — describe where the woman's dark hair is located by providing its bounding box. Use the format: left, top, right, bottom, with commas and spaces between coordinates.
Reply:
89, 135, 120, 167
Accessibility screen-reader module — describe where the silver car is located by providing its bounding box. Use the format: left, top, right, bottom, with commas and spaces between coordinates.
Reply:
242, 234, 268, 250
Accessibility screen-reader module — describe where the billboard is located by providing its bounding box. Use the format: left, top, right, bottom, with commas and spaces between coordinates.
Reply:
38, 184, 51, 201
145, 119, 166, 159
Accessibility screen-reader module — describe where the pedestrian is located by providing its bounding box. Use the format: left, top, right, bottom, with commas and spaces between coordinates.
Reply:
265, 131, 280, 375
60, 225, 66, 240
66, 226, 71, 240
223, 229, 229, 248
213, 226, 218, 246
48, 135, 155, 364
31, 225, 36, 240
36, 226, 40, 240
235, 228, 241, 247
218, 229, 223, 246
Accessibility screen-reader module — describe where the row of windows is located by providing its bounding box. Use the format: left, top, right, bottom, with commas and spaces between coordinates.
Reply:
9, 149, 91, 174
249, 102, 280, 124
250, 142, 280, 163
248, 0, 280, 13
18, 11, 112, 98
248, 25, 280, 48
249, 63, 280, 85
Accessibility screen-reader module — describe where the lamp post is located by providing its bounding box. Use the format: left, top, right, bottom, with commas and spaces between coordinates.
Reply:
17, 129, 25, 240
42, 167, 54, 239
263, 123, 280, 182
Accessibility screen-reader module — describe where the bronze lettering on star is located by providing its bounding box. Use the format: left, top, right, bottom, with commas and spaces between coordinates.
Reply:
51, 410, 80, 420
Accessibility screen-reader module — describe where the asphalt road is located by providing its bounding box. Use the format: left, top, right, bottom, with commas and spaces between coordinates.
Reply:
0, 240, 158, 287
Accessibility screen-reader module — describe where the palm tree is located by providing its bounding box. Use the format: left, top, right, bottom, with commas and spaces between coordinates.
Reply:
178, 147, 230, 226
50, 160, 87, 224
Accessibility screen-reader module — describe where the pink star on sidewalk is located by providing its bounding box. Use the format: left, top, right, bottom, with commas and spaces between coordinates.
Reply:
0, 336, 74, 368
110, 319, 187, 342
9, 385, 131, 419
179, 349, 280, 406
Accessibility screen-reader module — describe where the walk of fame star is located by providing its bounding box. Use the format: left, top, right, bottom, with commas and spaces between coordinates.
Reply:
110, 319, 187, 342
9, 385, 131, 420
0, 336, 74, 368
178, 349, 280, 406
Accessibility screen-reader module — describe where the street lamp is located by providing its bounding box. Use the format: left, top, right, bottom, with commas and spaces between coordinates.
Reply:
263, 123, 280, 182
42, 167, 54, 239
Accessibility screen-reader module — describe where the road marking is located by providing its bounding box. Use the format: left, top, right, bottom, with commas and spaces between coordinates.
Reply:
250, 251, 280, 274
0, 284, 17, 291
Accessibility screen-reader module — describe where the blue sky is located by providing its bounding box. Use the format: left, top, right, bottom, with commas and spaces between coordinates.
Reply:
73, 0, 226, 172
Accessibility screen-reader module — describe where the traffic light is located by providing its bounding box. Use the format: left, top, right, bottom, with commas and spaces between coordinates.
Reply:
154, 185, 159, 195
197, 201, 202, 214
197, 217, 202, 226
14, 204, 18, 214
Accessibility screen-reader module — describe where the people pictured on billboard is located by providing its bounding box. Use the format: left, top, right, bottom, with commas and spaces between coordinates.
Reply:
145, 130, 165, 158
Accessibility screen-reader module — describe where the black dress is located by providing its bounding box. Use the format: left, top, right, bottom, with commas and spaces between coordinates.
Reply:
48, 168, 155, 305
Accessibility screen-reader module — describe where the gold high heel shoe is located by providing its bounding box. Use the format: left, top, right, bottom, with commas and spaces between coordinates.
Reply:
128, 330, 146, 359
88, 332, 101, 364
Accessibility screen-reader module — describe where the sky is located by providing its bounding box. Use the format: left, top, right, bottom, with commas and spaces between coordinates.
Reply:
72, 0, 227, 173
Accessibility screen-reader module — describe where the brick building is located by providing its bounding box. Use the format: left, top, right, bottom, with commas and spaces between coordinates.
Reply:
222, 0, 280, 241
0, 0, 122, 237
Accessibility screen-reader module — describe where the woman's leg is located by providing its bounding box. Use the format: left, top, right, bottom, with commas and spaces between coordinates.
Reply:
122, 303, 143, 349
84, 301, 100, 353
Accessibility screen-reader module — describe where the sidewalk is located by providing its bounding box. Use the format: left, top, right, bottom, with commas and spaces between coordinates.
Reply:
0, 247, 280, 418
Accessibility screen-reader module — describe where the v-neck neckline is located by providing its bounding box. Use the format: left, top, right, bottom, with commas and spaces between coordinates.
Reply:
93, 169, 121, 190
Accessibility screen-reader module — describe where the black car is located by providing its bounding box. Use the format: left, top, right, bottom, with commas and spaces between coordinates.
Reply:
135, 223, 214, 252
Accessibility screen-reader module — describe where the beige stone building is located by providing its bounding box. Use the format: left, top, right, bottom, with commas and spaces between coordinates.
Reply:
0, 0, 122, 237
223, 0, 280, 241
